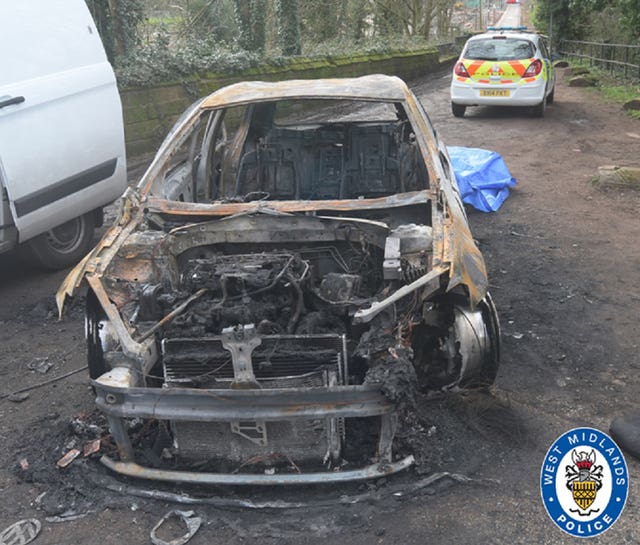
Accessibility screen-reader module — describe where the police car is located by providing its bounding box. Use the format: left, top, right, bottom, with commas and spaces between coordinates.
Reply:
450, 27, 555, 118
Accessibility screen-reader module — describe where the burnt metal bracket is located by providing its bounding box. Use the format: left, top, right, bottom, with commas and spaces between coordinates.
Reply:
230, 420, 268, 446
377, 413, 398, 463
221, 324, 261, 388
383, 236, 402, 280
107, 415, 134, 462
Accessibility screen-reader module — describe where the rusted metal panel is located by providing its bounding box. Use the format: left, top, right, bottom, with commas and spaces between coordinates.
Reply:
94, 382, 395, 421
145, 190, 430, 217
199, 75, 409, 110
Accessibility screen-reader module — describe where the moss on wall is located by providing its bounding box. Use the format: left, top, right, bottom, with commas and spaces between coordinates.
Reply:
121, 47, 443, 158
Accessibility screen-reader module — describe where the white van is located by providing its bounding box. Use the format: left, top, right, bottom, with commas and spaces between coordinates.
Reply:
0, 0, 127, 269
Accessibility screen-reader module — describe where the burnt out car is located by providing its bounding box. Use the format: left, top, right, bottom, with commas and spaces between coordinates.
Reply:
58, 75, 500, 485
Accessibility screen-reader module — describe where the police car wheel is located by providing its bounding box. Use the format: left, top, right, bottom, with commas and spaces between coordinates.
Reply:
27, 211, 96, 270
546, 87, 555, 105
533, 99, 546, 118
451, 103, 466, 118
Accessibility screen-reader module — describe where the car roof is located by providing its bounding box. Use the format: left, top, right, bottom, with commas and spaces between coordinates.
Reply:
200, 74, 411, 109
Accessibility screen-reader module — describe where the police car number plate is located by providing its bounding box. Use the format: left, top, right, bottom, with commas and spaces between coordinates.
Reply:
480, 89, 510, 97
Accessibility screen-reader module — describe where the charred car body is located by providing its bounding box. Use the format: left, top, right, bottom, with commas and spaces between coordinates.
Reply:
58, 75, 500, 485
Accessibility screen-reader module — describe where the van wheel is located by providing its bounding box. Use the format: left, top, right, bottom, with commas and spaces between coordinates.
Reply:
27, 212, 96, 270
451, 103, 466, 118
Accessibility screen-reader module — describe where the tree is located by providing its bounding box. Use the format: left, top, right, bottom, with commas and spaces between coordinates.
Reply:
234, 0, 267, 52
86, 0, 145, 61
345, 0, 370, 40
533, 0, 638, 42
277, 0, 301, 55
299, 0, 341, 43
618, 0, 640, 39
369, 0, 453, 40
183, 0, 238, 45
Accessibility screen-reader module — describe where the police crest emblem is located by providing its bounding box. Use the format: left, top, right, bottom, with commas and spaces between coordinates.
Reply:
565, 449, 603, 514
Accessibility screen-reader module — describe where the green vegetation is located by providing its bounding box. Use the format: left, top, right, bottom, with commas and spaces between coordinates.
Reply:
276, 0, 302, 55
86, 0, 145, 60
532, 0, 639, 42
598, 85, 640, 119
533, 0, 639, 103
566, 61, 640, 119
85, 0, 462, 87
115, 35, 439, 87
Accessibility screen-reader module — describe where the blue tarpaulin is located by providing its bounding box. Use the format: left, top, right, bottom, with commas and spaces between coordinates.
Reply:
446, 146, 517, 213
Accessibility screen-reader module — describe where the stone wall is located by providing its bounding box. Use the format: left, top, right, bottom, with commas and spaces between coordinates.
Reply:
120, 47, 450, 158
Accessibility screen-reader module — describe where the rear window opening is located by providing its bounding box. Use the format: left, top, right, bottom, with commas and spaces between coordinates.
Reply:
158, 99, 430, 204
464, 38, 535, 61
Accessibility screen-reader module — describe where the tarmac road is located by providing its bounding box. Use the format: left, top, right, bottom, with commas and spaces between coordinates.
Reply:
495, 2, 522, 27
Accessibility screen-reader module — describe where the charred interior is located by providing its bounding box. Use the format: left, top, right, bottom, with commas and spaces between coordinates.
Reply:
157, 99, 429, 206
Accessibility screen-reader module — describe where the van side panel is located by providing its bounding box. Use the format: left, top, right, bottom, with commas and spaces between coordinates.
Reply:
0, 0, 127, 243
0, 0, 107, 85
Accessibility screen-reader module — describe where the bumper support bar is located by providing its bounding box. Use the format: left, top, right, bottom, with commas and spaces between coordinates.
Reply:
101, 454, 415, 485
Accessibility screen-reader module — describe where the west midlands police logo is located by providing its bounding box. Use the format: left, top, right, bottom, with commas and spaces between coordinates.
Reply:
540, 427, 629, 538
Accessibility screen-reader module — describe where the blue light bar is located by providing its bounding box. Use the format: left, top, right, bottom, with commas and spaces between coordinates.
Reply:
487, 26, 529, 31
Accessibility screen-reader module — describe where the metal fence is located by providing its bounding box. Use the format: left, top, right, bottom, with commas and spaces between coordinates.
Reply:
559, 39, 640, 82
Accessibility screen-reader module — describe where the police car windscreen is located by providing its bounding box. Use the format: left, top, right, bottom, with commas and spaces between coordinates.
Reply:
464, 39, 535, 61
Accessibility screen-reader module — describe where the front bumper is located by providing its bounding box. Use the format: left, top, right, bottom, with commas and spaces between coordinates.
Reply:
94, 368, 413, 485
450, 78, 547, 107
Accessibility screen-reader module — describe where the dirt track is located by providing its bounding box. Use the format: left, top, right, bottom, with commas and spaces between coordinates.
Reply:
1, 65, 640, 544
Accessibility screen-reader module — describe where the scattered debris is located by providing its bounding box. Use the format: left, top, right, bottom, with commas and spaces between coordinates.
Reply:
45, 511, 91, 523
7, 392, 30, 403
150, 510, 202, 545
19, 458, 29, 470
83, 439, 101, 457
27, 356, 54, 375
510, 230, 543, 239
27, 357, 54, 374
56, 449, 81, 468
0, 366, 87, 402
0, 519, 41, 545
70, 416, 103, 438
32, 492, 47, 508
